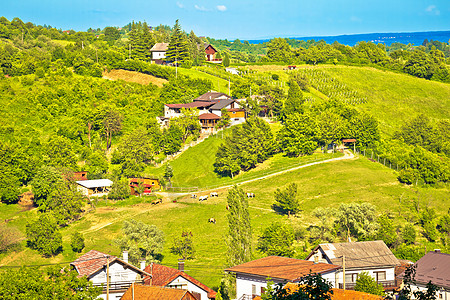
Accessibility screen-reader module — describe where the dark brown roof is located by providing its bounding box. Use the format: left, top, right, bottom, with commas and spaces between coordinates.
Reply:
194, 92, 232, 102
121, 285, 197, 300
227, 108, 245, 112
225, 256, 340, 281
307, 241, 400, 269
143, 264, 217, 299
71, 250, 150, 279
165, 102, 214, 109
199, 113, 220, 120
209, 99, 236, 110
408, 251, 450, 288
150, 43, 169, 52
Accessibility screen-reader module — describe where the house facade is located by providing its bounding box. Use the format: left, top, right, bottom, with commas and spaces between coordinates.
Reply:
403, 250, 450, 299
306, 240, 400, 291
150, 43, 169, 61
143, 262, 216, 300
71, 250, 151, 300
225, 256, 341, 300
204, 44, 222, 63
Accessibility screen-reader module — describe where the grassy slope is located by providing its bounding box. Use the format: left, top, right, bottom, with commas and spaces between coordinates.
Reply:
2, 156, 448, 288
321, 66, 450, 135
178, 68, 230, 94
103, 69, 168, 87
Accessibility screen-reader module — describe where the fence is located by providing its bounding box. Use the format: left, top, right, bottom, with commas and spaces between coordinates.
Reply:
356, 147, 404, 172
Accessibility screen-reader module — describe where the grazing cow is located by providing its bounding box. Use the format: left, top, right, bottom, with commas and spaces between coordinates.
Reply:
152, 199, 162, 205
208, 218, 216, 224
191, 194, 197, 199
226, 205, 230, 211
210, 192, 218, 197
199, 195, 208, 201
246, 192, 255, 198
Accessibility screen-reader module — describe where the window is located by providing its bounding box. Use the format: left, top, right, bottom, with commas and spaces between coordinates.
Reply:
345, 273, 358, 283
375, 271, 386, 282
252, 284, 256, 295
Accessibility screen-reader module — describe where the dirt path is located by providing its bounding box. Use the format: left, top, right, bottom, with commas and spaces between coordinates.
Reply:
156, 150, 356, 198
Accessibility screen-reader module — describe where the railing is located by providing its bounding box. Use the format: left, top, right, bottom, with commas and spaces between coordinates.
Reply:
339, 280, 396, 290
237, 295, 256, 300
92, 280, 145, 291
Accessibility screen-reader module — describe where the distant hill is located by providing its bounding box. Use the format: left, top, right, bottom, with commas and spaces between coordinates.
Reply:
247, 30, 450, 46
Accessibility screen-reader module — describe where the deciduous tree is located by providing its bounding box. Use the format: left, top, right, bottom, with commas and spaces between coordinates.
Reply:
26, 213, 62, 257
257, 222, 295, 257
170, 231, 195, 260
273, 183, 300, 217
354, 272, 385, 296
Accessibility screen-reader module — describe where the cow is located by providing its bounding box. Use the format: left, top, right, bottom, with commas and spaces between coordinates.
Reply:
152, 199, 162, 205
199, 195, 208, 201
246, 192, 255, 198
191, 194, 197, 199
208, 218, 216, 224
210, 192, 218, 197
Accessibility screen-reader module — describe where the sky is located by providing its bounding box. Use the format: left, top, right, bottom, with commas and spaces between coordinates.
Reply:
2, 0, 450, 40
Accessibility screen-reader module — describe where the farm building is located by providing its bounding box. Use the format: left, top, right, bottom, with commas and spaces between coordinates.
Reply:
76, 179, 113, 197
128, 178, 161, 195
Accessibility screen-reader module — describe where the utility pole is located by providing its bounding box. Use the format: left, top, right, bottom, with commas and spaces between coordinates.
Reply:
82, 41, 84, 50
342, 255, 346, 290
106, 256, 110, 300
228, 77, 230, 95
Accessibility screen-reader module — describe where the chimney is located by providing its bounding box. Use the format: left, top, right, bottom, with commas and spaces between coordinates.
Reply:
434, 249, 441, 253
178, 259, 185, 272
123, 250, 128, 263
140, 260, 146, 270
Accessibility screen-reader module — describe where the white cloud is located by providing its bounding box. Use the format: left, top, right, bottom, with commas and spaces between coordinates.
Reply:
425, 5, 440, 15
350, 16, 362, 22
194, 4, 209, 11
217, 5, 227, 12
176, 2, 184, 8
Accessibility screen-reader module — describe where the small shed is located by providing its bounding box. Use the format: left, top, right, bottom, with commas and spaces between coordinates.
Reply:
129, 178, 161, 195
76, 179, 113, 197
342, 138, 356, 152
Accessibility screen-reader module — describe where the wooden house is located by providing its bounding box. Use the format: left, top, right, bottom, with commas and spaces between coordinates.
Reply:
128, 178, 161, 195
204, 44, 222, 63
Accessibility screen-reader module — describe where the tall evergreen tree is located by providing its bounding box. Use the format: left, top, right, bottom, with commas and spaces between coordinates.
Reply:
226, 186, 252, 267
166, 20, 190, 64
283, 79, 304, 119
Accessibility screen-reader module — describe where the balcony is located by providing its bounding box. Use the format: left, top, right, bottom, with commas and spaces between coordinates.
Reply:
92, 280, 145, 292
338, 280, 396, 290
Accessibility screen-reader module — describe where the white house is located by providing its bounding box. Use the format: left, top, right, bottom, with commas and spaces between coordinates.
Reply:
306, 240, 400, 291
225, 256, 341, 300
70, 250, 151, 300
149, 43, 169, 61
401, 250, 450, 300
76, 179, 113, 198
143, 261, 216, 300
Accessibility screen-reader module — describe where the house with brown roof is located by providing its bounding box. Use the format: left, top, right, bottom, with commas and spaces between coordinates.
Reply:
306, 240, 400, 291
121, 285, 198, 300
70, 250, 151, 300
143, 262, 216, 300
160, 91, 245, 131
150, 43, 169, 62
400, 250, 450, 299
225, 256, 341, 300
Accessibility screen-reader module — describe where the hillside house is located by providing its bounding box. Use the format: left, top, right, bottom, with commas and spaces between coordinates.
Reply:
160, 91, 245, 132
121, 285, 198, 300
143, 261, 216, 300
306, 240, 400, 291
76, 179, 113, 198
204, 44, 221, 63
71, 250, 151, 300
150, 43, 169, 63
225, 256, 341, 300
128, 177, 161, 195
399, 250, 450, 299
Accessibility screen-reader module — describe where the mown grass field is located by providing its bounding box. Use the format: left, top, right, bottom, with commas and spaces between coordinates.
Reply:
2, 155, 448, 288
178, 68, 230, 93
103, 69, 168, 87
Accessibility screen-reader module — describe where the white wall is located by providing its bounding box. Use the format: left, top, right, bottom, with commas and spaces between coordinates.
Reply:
235, 274, 278, 300
410, 283, 450, 300
167, 275, 210, 300
152, 51, 166, 59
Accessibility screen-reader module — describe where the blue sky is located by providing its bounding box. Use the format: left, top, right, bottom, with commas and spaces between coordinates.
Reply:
2, 0, 450, 40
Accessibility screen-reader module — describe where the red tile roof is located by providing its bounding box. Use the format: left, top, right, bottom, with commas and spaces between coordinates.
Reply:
225, 256, 341, 282
199, 113, 220, 120
71, 250, 150, 279
121, 285, 197, 300
254, 283, 383, 300
143, 264, 217, 299
165, 102, 213, 109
